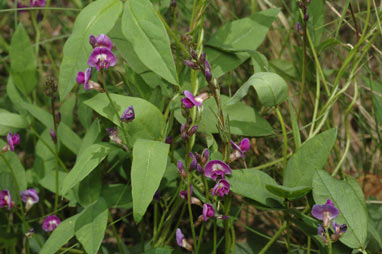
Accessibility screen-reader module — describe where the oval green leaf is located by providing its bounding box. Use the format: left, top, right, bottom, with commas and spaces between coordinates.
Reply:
227, 72, 288, 107
132, 139, 169, 223
121, 0, 178, 86
283, 128, 337, 187
84, 93, 165, 144
59, 0, 122, 101
265, 184, 311, 200
312, 170, 367, 249
228, 169, 284, 207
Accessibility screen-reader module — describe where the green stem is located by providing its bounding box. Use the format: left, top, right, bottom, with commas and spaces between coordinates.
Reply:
258, 221, 287, 254
326, 230, 332, 254
186, 174, 197, 251
276, 107, 288, 177
108, 212, 124, 254
196, 222, 205, 252
297, 14, 307, 122
213, 222, 217, 254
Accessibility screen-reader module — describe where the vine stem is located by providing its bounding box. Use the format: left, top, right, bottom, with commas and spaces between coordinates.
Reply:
297, 11, 307, 122
186, 173, 197, 251
258, 221, 287, 254
326, 231, 332, 254
108, 212, 124, 254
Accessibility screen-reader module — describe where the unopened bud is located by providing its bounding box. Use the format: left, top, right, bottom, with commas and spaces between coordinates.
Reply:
184, 60, 199, 70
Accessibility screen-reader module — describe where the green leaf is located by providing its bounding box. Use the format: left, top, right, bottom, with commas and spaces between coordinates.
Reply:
227, 72, 288, 107
121, 0, 178, 86
0, 172, 19, 204
84, 93, 165, 144
60, 96, 76, 127
308, 0, 324, 46
59, 0, 122, 101
205, 47, 249, 78
228, 169, 283, 207
207, 8, 280, 52
175, 95, 274, 136
75, 198, 108, 254
40, 214, 80, 254
57, 123, 82, 154
131, 139, 169, 223
20, 102, 53, 129
62, 143, 113, 195
102, 184, 132, 209
284, 129, 337, 187
265, 184, 311, 200
9, 24, 37, 95
6, 78, 26, 114
312, 170, 367, 249
0, 111, 28, 135
0, 140, 27, 197
76, 168, 102, 207
78, 120, 101, 156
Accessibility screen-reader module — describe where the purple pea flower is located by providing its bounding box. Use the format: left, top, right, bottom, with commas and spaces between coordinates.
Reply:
204, 160, 232, 181
177, 160, 186, 179
331, 221, 347, 241
76, 68, 92, 91
317, 224, 327, 245
120, 105, 135, 122
106, 127, 122, 145
42, 215, 61, 232
176, 228, 192, 250
204, 60, 212, 82
7, 132, 20, 152
212, 179, 230, 197
189, 153, 197, 171
89, 34, 112, 50
202, 203, 215, 221
184, 60, 199, 70
20, 189, 39, 211
0, 190, 12, 210
49, 128, 57, 143
180, 185, 193, 200
181, 90, 208, 109
311, 199, 339, 228
30, 0, 46, 7
230, 138, 250, 161
201, 148, 209, 165
88, 47, 116, 71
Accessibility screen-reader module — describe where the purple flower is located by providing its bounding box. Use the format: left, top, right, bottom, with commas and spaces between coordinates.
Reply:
296, 22, 302, 33
180, 122, 198, 140
165, 136, 172, 144
332, 221, 347, 235
317, 224, 327, 244
180, 185, 193, 200
20, 189, 39, 211
176, 228, 192, 250
0, 190, 12, 210
184, 60, 199, 70
212, 179, 230, 197
202, 203, 215, 221
120, 105, 135, 122
76, 68, 92, 91
30, 0, 46, 7
7, 132, 20, 152
189, 153, 197, 170
49, 128, 57, 143
106, 127, 122, 144
230, 138, 250, 161
311, 199, 339, 228
42, 215, 61, 232
89, 34, 112, 50
181, 90, 208, 109
88, 47, 116, 71
177, 160, 186, 178
204, 160, 232, 181
204, 60, 212, 82
201, 148, 209, 165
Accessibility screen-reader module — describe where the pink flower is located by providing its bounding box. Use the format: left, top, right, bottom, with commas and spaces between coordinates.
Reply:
42, 215, 61, 232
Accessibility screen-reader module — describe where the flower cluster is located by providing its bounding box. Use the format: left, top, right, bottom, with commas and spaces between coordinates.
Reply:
0, 188, 60, 232
184, 49, 212, 82
76, 34, 116, 91
311, 199, 347, 244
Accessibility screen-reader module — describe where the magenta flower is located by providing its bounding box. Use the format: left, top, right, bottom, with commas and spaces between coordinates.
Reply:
230, 138, 250, 161
106, 127, 122, 145
181, 91, 208, 109
120, 105, 135, 122
212, 179, 230, 197
177, 160, 186, 178
202, 203, 215, 221
42, 215, 61, 232
311, 199, 339, 228
176, 228, 192, 250
89, 34, 112, 50
30, 0, 46, 7
180, 123, 198, 140
7, 132, 20, 152
0, 190, 12, 210
201, 148, 209, 165
204, 60, 212, 82
165, 136, 172, 144
180, 185, 193, 200
204, 160, 232, 181
76, 68, 92, 90
20, 189, 39, 211
88, 47, 116, 71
